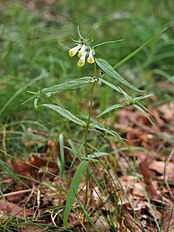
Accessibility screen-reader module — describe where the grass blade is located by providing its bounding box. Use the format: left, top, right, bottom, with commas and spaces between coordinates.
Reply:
114, 27, 167, 68
63, 160, 88, 226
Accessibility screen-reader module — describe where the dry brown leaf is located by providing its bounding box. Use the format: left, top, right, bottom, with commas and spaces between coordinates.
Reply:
122, 208, 143, 232
133, 182, 146, 197
95, 215, 110, 231
161, 202, 174, 232
157, 101, 174, 122
139, 159, 156, 180
149, 160, 174, 175
0, 199, 32, 219
30, 154, 58, 169
22, 225, 44, 232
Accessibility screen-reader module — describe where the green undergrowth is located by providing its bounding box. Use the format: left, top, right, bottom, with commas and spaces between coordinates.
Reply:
0, 0, 174, 231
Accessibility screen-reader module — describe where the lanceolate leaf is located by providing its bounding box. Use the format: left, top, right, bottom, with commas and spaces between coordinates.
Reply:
96, 58, 143, 92
133, 104, 155, 126
99, 78, 122, 94
93, 39, 124, 48
40, 104, 86, 126
42, 77, 92, 96
100, 78, 132, 100
94, 124, 122, 139
133, 94, 153, 102
63, 160, 88, 226
98, 104, 124, 118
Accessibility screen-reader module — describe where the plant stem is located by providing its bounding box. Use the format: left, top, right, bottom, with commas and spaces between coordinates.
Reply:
84, 83, 95, 157
84, 63, 97, 209
84, 83, 95, 208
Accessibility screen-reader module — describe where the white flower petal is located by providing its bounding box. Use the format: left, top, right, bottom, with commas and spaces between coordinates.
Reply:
77, 52, 87, 67
69, 44, 81, 57
78, 44, 87, 57
87, 49, 95, 64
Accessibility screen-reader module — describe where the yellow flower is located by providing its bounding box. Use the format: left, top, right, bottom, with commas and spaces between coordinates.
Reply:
68, 44, 81, 57
77, 52, 87, 67
78, 44, 87, 57
87, 49, 95, 64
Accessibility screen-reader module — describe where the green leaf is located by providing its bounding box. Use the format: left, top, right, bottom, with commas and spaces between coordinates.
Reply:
133, 104, 155, 126
93, 124, 122, 139
99, 78, 122, 94
93, 39, 124, 48
98, 104, 124, 118
137, 102, 156, 117
42, 77, 92, 96
77, 25, 84, 40
40, 104, 86, 126
100, 78, 132, 101
63, 160, 88, 226
96, 58, 143, 92
133, 94, 153, 102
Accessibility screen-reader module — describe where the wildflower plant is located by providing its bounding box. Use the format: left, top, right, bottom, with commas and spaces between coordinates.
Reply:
28, 27, 165, 227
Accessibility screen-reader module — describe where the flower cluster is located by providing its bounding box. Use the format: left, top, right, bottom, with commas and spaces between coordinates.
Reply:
69, 41, 95, 67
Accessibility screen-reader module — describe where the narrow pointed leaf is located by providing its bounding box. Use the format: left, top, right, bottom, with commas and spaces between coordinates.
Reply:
94, 124, 122, 139
100, 78, 122, 94
133, 94, 153, 102
40, 104, 86, 126
98, 104, 124, 118
42, 77, 92, 96
133, 104, 155, 126
96, 58, 143, 92
117, 86, 132, 101
93, 39, 124, 48
137, 102, 157, 119
100, 78, 132, 101
101, 78, 132, 101
63, 160, 88, 225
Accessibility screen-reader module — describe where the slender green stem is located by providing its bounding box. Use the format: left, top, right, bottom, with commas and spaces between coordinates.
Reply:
84, 62, 97, 209
84, 62, 97, 157
84, 83, 95, 157
84, 83, 95, 208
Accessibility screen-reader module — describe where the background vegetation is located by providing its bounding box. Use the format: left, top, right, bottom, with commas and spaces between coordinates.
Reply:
0, 0, 174, 231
